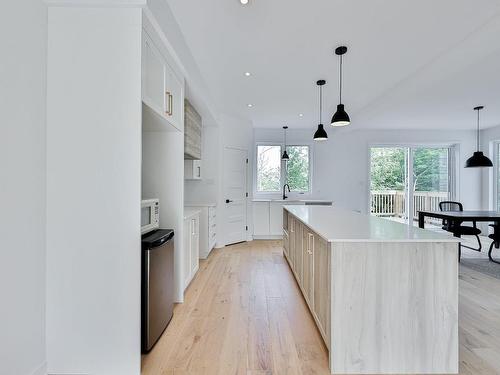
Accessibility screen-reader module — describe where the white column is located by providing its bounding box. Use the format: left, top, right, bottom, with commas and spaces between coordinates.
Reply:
46, 3, 143, 374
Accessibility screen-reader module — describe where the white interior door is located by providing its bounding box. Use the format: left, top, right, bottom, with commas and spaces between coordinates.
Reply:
223, 147, 248, 245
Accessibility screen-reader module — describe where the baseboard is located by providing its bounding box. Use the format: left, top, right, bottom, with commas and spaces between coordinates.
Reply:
32, 362, 47, 375
252, 235, 283, 240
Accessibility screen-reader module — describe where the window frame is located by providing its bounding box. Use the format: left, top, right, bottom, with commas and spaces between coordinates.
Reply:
254, 141, 313, 198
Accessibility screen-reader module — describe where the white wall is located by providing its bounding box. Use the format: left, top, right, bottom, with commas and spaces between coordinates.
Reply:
46, 6, 142, 374
254, 127, 481, 213
0, 2, 47, 374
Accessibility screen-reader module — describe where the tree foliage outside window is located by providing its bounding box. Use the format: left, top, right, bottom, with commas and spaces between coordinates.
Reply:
256, 144, 310, 193
370, 147, 449, 192
286, 146, 309, 192
256, 145, 281, 192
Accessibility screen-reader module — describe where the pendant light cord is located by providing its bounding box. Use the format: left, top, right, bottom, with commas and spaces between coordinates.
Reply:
339, 54, 343, 104
477, 109, 480, 151
319, 84, 323, 124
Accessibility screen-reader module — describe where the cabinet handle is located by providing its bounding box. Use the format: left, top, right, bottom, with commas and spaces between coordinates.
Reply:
169, 93, 173, 116
197, 166, 201, 178
165, 91, 172, 115
165, 91, 169, 115
308, 233, 314, 255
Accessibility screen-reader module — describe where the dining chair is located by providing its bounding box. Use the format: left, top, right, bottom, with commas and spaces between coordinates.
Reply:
439, 201, 482, 260
487, 224, 500, 264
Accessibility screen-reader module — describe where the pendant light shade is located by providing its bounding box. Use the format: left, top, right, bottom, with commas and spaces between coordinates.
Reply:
465, 106, 492, 168
314, 124, 328, 140
331, 104, 350, 126
314, 80, 328, 141
331, 46, 350, 127
282, 126, 289, 160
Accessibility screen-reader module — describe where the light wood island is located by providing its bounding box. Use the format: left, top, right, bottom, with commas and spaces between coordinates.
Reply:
283, 205, 459, 375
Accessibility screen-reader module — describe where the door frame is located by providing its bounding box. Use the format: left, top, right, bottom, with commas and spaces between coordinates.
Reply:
367, 142, 459, 223
222, 146, 249, 246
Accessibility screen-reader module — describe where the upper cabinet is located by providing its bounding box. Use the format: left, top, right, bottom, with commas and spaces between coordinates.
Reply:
142, 31, 184, 132
184, 99, 202, 159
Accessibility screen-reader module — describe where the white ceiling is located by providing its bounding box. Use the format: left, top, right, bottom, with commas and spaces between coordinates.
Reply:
167, 0, 500, 130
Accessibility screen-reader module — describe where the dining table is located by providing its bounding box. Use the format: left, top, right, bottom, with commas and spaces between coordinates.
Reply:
418, 210, 500, 263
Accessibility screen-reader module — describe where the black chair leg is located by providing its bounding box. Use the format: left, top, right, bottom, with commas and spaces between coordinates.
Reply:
488, 241, 500, 264
460, 234, 482, 252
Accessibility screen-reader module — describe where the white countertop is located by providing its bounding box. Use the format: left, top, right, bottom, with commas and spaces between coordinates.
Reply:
184, 202, 216, 207
284, 205, 458, 243
184, 207, 201, 219
253, 198, 332, 204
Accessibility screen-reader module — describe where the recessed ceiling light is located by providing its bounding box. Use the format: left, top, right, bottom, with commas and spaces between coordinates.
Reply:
244, 72, 251, 77
299, 113, 304, 117
247, 104, 253, 108
240, 0, 249, 4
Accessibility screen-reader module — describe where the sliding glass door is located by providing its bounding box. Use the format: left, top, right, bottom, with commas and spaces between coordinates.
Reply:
370, 145, 454, 226
370, 147, 409, 223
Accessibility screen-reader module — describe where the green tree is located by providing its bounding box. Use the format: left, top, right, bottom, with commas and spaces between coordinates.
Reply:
370, 147, 448, 192
286, 146, 309, 191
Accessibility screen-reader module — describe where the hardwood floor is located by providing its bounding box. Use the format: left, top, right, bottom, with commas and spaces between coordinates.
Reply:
141, 240, 500, 375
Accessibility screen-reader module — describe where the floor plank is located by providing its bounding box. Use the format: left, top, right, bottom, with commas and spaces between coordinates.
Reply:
142, 240, 500, 375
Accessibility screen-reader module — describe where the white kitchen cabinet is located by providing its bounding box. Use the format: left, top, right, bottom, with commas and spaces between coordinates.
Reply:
253, 200, 314, 238
183, 210, 200, 290
253, 202, 270, 236
185, 204, 216, 259
142, 31, 183, 132
184, 160, 202, 180
269, 202, 284, 235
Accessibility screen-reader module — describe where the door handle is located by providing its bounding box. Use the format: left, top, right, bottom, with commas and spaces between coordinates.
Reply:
225, 199, 233, 204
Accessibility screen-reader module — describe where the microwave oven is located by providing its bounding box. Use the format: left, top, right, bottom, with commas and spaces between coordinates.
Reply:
141, 199, 160, 234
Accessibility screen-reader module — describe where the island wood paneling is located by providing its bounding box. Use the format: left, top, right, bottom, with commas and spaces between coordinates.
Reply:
330, 241, 458, 374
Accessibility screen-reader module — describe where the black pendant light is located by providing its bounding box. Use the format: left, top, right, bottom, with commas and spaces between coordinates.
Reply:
331, 46, 350, 127
282, 126, 289, 160
314, 80, 328, 141
465, 106, 492, 168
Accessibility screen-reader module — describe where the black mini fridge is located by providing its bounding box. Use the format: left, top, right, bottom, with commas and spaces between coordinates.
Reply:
141, 229, 174, 352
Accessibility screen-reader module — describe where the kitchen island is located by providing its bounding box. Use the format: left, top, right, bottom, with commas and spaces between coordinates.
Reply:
283, 205, 459, 375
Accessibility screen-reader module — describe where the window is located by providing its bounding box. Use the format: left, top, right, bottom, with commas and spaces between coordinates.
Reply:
286, 146, 310, 192
256, 145, 281, 192
255, 144, 311, 194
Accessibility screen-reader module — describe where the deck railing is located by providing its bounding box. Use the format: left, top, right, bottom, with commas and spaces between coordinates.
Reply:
371, 190, 448, 221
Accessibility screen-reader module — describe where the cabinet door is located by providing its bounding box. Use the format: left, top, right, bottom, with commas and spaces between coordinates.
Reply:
313, 234, 330, 346
294, 221, 303, 281
183, 218, 192, 288
289, 217, 295, 266
269, 202, 284, 235
190, 217, 199, 276
302, 230, 314, 305
165, 69, 184, 132
142, 34, 166, 115
283, 229, 289, 258
253, 202, 270, 236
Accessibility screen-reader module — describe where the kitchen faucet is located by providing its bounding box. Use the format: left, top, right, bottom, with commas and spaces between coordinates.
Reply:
283, 183, 290, 200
